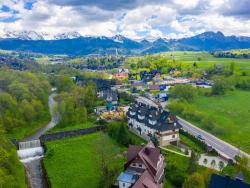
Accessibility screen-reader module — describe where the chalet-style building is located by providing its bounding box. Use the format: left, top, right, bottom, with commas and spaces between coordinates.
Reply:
97, 89, 118, 105
116, 142, 165, 188
127, 99, 181, 146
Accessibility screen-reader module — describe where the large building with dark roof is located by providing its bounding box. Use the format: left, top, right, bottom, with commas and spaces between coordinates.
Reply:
127, 99, 181, 146
208, 173, 250, 188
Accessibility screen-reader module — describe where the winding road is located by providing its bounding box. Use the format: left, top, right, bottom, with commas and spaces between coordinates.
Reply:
178, 117, 250, 163
24, 93, 58, 141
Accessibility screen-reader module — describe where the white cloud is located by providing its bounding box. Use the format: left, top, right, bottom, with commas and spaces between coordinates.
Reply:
0, 0, 250, 39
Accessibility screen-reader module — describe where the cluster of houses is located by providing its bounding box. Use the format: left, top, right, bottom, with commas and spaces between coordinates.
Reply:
113, 68, 213, 103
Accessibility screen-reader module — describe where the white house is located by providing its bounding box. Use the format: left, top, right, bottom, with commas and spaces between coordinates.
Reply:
127, 99, 181, 146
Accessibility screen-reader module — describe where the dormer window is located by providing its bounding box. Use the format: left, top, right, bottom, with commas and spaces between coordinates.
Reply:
130, 111, 136, 116
138, 115, 145, 120
149, 119, 157, 125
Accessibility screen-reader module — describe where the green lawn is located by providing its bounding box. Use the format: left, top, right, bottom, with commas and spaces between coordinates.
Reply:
189, 90, 250, 153
164, 145, 185, 154
162, 51, 250, 74
43, 132, 125, 188
48, 121, 96, 133
49, 114, 98, 133
179, 134, 205, 153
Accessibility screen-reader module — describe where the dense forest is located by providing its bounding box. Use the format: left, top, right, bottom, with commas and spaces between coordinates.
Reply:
52, 76, 98, 128
0, 69, 52, 187
0, 69, 51, 137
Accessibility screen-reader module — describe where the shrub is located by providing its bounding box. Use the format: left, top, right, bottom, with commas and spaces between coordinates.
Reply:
183, 172, 205, 188
212, 77, 234, 95
165, 165, 186, 187
170, 84, 197, 102
105, 121, 141, 147
168, 100, 188, 115
236, 78, 250, 90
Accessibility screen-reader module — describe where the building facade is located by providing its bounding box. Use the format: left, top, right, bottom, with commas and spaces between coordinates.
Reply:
127, 99, 181, 146
116, 142, 165, 188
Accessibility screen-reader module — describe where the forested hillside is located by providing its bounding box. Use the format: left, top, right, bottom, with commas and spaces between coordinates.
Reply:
0, 69, 51, 138
0, 69, 51, 187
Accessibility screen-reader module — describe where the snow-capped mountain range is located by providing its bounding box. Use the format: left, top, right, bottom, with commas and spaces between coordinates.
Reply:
0, 30, 250, 55
1, 31, 83, 40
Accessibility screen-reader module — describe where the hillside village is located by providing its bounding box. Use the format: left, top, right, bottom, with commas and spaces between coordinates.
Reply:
2, 0, 250, 187
1, 49, 250, 188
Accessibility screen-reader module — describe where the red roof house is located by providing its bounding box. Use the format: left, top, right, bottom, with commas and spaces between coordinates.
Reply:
115, 72, 129, 79
116, 142, 165, 188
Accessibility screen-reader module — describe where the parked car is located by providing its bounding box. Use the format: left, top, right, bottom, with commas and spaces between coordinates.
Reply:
197, 134, 205, 141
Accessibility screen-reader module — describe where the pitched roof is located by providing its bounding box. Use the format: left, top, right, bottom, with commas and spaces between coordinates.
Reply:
127, 145, 143, 162
149, 85, 160, 90
126, 143, 161, 177
142, 147, 160, 167
132, 82, 143, 87
132, 170, 158, 188
208, 174, 250, 188
127, 102, 181, 132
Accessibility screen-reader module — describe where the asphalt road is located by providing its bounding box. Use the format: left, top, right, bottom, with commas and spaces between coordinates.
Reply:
23, 93, 58, 141
178, 117, 250, 162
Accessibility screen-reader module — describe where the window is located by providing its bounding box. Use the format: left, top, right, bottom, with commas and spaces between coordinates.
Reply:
132, 163, 136, 167
139, 164, 142, 168
172, 135, 175, 138
123, 183, 125, 187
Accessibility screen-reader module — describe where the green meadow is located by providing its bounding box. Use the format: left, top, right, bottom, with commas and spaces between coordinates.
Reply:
43, 132, 125, 188
189, 90, 250, 153
162, 51, 250, 73
125, 51, 250, 75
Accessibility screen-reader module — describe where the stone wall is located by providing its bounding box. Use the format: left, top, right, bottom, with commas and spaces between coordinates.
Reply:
40, 125, 106, 142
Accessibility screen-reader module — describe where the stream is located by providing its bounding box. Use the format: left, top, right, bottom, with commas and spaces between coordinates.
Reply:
17, 92, 58, 188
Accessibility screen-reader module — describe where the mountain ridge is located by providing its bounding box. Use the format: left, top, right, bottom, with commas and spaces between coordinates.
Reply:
0, 31, 250, 55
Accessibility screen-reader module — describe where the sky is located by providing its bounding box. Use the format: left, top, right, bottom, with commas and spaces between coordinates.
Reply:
0, 0, 250, 39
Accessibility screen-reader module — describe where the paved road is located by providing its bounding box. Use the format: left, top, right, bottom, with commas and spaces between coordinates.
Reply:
24, 92, 58, 141
178, 117, 250, 162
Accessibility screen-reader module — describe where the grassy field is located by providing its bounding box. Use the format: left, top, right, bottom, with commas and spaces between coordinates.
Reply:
43, 132, 125, 188
189, 89, 250, 153
162, 51, 250, 70
125, 51, 250, 75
